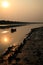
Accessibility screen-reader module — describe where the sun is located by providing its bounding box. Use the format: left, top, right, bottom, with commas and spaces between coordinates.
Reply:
2, 1, 9, 8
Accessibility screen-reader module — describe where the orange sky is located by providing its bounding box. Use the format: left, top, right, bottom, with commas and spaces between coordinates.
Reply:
0, 0, 43, 22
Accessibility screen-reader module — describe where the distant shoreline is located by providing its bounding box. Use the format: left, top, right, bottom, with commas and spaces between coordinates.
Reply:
0, 20, 43, 24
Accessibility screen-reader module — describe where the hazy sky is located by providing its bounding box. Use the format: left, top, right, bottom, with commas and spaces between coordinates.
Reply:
0, 0, 43, 22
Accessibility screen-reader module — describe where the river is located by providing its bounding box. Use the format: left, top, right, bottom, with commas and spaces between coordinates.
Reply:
0, 24, 43, 55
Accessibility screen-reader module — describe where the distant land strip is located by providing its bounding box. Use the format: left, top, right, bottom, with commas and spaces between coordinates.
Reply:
0, 20, 43, 29
0, 20, 43, 25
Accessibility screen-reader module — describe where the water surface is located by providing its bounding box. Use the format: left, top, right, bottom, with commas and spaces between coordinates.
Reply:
0, 24, 43, 55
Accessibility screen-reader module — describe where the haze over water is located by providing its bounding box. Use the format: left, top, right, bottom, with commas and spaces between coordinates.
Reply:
0, 0, 43, 22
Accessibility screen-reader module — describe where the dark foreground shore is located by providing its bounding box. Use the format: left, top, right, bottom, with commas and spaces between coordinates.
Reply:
0, 27, 43, 65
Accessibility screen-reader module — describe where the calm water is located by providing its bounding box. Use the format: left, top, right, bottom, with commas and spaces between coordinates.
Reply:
0, 24, 43, 55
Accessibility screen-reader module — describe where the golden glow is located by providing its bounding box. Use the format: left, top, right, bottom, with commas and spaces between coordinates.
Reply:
2, 1, 9, 8
0, 33, 13, 45
1, 36, 10, 44
3, 37, 9, 43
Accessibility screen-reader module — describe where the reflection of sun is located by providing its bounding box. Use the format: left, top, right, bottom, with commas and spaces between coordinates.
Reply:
2, 1, 9, 8
3, 37, 9, 43
0, 33, 13, 45
1, 36, 10, 44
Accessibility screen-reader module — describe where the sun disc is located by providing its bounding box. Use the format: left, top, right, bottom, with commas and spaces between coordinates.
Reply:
2, 1, 9, 8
